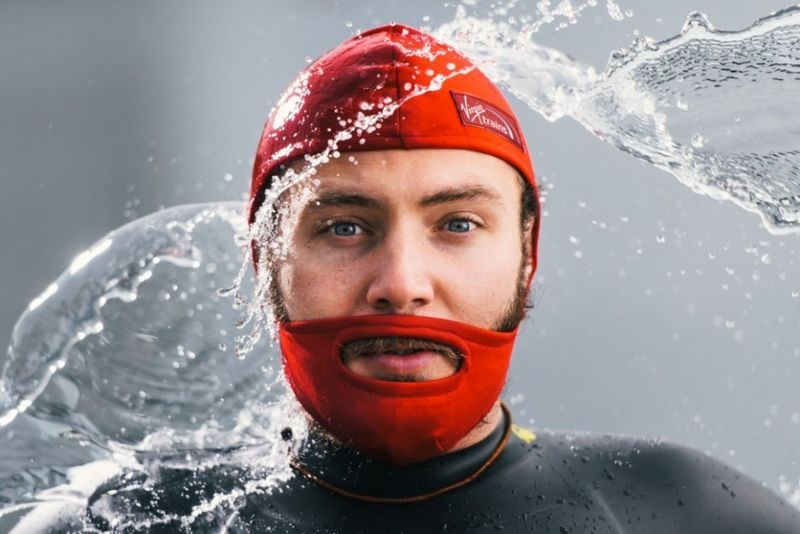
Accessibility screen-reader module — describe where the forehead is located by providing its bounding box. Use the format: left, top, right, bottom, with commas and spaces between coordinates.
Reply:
302, 148, 522, 202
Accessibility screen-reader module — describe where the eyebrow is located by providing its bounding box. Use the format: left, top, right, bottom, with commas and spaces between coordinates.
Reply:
308, 184, 503, 211
418, 185, 502, 208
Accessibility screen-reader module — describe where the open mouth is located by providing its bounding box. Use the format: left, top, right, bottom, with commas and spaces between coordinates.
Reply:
340, 337, 463, 381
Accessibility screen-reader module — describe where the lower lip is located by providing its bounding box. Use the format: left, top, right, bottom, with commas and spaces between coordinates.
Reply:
367, 351, 442, 375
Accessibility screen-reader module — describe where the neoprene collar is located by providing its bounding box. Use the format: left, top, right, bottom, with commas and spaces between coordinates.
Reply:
291, 404, 512, 503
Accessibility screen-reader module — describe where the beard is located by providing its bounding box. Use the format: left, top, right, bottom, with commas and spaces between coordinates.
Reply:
492, 254, 532, 332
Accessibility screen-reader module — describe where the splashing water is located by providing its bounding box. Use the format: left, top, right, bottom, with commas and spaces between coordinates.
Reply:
0, 203, 307, 531
3, 2, 800, 530
436, 5, 800, 234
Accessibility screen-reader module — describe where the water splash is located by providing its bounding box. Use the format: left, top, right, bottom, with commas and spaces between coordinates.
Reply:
780, 475, 800, 508
0, 203, 307, 530
436, 5, 800, 234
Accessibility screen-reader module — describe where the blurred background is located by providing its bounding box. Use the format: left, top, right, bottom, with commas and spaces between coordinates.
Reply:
1, 0, 798, 499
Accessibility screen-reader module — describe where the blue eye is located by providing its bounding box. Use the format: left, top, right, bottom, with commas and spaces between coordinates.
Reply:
332, 222, 360, 236
446, 219, 474, 233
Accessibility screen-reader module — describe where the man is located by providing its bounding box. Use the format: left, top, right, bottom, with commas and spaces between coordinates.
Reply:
42, 23, 796, 533
233, 23, 800, 533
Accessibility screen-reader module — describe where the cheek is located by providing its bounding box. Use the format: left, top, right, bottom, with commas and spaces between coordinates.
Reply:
439, 236, 523, 325
279, 248, 364, 321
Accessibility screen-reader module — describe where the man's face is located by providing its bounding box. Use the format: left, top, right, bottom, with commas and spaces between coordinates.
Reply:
272, 148, 531, 382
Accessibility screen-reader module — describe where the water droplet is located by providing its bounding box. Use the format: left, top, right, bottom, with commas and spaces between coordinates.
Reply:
691, 133, 705, 148
344, 21, 353, 28
606, 0, 624, 21
682, 11, 715, 33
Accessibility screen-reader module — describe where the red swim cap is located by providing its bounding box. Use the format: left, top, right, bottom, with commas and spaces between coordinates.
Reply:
249, 23, 539, 268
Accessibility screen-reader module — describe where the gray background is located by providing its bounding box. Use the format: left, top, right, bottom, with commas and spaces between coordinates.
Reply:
1, 0, 798, 498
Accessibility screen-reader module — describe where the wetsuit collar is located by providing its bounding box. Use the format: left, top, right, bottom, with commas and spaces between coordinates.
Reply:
291, 404, 511, 503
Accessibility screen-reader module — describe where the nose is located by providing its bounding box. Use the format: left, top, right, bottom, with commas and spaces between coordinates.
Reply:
365, 230, 435, 314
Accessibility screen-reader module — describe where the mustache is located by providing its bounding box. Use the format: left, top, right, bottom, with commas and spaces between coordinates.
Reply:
340, 337, 463, 363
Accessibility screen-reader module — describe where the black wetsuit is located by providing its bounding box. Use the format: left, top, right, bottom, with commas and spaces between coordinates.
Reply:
232, 419, 800, 533
74, 411, 800, 533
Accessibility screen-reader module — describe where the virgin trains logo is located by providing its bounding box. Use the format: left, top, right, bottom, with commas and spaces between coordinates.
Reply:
451, 91, 523, 150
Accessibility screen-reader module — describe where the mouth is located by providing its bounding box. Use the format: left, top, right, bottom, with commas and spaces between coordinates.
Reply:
340, 337, 463, 382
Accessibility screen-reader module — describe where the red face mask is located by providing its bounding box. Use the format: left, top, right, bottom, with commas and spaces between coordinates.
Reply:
279, 314, 517, 465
